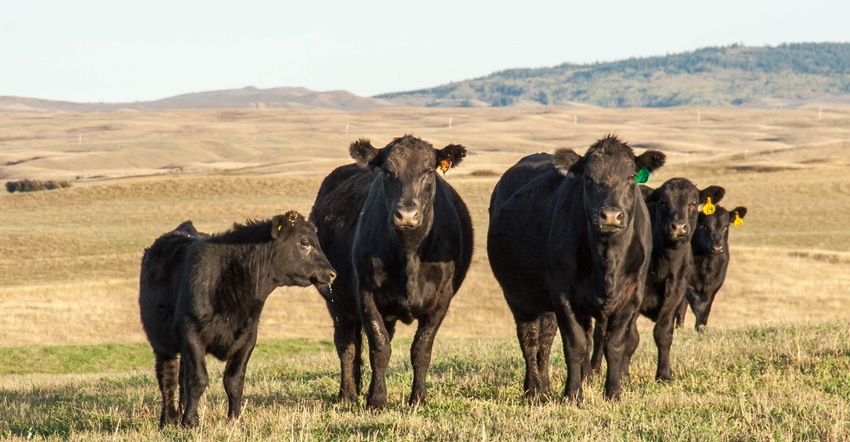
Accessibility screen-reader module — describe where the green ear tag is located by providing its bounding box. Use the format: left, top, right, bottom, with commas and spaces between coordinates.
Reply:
702, 197, 716, 215
635, 167, 650, 184
733, 212, 744, 227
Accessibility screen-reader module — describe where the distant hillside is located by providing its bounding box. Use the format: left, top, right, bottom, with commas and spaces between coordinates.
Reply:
377, 43, 850, 108
4, 43, 850, 112
0, 87, 393, 113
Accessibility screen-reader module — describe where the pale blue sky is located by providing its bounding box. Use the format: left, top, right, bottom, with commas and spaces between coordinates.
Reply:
1, 0, 848, 103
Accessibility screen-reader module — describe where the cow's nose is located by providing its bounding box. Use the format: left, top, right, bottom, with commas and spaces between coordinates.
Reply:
670, 221, 688, 236
393, 207, 421, 227
712, 244, 724, 254
327, 270, 337, 283
599, 208, 624, 227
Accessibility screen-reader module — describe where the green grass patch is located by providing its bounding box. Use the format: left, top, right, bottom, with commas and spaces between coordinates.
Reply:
1, 323, 849, 440
0, 338, 335, 375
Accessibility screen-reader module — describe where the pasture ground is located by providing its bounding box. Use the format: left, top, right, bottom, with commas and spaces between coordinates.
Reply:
1, 107, 849, 439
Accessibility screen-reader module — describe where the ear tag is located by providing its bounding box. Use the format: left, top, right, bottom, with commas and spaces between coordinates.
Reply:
702, 197, 716, 215
278, 225, 283, 232
438, 159, 452, 172
635, 167, 650, 184
733, 212, 744, 227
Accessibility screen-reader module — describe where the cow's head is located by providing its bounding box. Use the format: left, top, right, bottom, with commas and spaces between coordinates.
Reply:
553, 135, 665, 235
350, 135, 466, 230
692, 196, 747, 256
645, 178, 705, 246
270, 211, 336, 287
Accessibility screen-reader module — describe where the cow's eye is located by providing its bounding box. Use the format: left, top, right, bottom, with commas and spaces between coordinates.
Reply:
300, 238, 311, 249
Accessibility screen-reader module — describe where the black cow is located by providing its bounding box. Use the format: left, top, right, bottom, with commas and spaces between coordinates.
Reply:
139, 212, 336, 427
488, 135, 665, 401
591, 180, 723, 381
676, 201, 748, 331
310, 135, 472, 409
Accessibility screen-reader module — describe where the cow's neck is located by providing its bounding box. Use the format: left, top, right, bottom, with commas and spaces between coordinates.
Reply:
591, 216, 644, 298
390, 214, 434, 256
228, 243, 276, 303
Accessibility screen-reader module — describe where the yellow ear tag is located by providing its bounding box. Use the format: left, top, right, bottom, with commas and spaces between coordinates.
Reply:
702, 197, 716, 215
733, 212, 744, 227
438, 159, 452, 172
278, 225, 282, 232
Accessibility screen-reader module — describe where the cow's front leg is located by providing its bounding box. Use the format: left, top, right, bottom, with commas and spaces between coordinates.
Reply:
361, 289, 392, 410
653, 312, 676, 381
603, 312, 635, 400
555, 304, 589, 403
223, 331, 257, 420
409, 298, 450, 406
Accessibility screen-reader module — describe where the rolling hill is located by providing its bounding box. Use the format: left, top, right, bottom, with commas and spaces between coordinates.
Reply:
0, 86, 394, 113
378, 43, 850, 109
2, 43, 849, 112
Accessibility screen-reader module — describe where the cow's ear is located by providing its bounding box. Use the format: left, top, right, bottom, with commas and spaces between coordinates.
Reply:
641, 185, 656, 202
730, 207, 748, 221
349, 139, 380, 167
635, 150, 666, 173
553, 148, 582, 175
271, 211, 299, 240
435, 144, 466, 172
700, 185, 726, 205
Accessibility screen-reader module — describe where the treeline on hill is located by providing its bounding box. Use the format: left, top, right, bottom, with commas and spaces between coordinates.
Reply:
6, 179, 72, 193
377, 43, 850, 108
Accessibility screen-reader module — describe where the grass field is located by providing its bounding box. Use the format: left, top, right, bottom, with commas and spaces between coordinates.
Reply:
1, 107, 850, 439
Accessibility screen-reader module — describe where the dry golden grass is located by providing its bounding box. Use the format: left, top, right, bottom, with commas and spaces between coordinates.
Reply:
2, 107, 850, 347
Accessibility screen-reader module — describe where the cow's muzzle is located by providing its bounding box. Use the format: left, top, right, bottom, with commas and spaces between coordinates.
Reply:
667, 220, 689, 239
311, 268, 337, 285
393, 206, 421, 228
596, 207, 625, 231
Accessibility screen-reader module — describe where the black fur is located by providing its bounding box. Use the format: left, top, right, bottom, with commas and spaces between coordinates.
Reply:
488, 135, 665, 401
310, 135, 473, 409
676, 202, 748, 330
592, 179, 715, 381
139, 212, 335, 427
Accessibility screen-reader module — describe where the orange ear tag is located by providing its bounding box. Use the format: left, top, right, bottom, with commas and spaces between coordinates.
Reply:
733, 212, 744, 227
702, 197, 716, 215
438, 159, 452, 172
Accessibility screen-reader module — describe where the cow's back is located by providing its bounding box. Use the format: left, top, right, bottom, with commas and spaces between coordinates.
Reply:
488, 154, 568, 318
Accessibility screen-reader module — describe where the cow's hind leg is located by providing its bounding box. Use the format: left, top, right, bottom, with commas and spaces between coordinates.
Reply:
515, 317, 543, 398
154, 353, 180, 427
674, 297, 688, 328
621, 316, 640, 382
180, 336, 209, 428
223, 332, 257, 420
589, 320, 606, 375
535, 313, 557, 396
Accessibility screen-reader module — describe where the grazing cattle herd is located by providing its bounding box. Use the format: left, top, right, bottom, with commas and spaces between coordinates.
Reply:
138, 134, 746, 426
